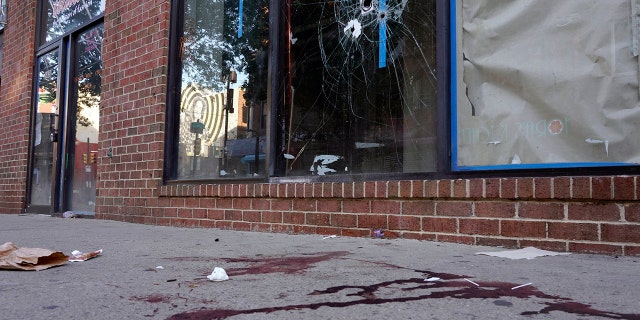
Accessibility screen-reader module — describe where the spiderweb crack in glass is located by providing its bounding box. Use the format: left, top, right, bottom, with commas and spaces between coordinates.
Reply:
288, 0, 438, 175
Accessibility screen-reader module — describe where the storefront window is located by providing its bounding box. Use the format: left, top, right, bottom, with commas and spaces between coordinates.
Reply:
171, 0, 269, 180
40, 0, 105, 44
168, 0, 640, 180
0, 0, 5, 80
0, 0, 5, 30
454, 0, 640, 170
284, 0, 438, 176
168, 0, 439, 181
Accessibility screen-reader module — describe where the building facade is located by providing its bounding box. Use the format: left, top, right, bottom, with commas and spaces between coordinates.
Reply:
1, 0, 639, 255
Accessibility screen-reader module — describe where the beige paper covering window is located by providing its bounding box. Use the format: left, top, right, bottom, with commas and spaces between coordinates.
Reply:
456, 0, 640, 168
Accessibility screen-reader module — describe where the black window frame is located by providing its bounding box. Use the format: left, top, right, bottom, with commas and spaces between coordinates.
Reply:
164, 0, 640, 185
25, 1, 104, 213
165, 0, 273, 183
165, 0, 451, 184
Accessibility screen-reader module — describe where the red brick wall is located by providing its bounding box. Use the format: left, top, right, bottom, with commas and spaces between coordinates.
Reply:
97, 175, 640, 256
0, 0, 36, 213
97, 0, 169, 215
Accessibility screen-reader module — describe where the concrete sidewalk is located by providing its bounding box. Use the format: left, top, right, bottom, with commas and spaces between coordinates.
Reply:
0, 214, 639, 319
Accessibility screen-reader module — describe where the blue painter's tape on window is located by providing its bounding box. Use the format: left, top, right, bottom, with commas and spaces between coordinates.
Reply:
378, 0, 386, 68
238, 0, 244, 38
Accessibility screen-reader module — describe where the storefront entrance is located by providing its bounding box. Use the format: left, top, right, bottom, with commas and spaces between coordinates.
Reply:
26, 24, 103, 215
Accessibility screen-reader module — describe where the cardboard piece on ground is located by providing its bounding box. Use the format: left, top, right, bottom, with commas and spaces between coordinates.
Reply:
476, 247, 570, 260
0, 242, 69, 271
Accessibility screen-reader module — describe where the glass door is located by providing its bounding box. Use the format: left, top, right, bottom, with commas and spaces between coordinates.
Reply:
26, 24, 103, 215
28, 49, 61, 211
66, 25, 103, 214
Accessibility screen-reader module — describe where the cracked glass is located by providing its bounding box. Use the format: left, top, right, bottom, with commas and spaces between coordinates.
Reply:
284, 0, 438, 176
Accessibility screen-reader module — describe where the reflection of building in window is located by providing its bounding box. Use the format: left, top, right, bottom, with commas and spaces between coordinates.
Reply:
178, 85, 266, 178
171, 0, 269, 180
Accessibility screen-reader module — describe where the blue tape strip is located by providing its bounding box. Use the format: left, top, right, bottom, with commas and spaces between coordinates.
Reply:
450, 0, 459, 170
238, 0, 244, 38
378, 0, 387, 68
455, 162, 634, 171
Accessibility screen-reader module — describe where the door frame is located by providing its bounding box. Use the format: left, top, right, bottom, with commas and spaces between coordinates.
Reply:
25, 21, 103, 215
25, 43, 67, 214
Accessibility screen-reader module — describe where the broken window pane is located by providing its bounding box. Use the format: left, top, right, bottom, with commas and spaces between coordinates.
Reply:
175, 0, 269, 179
455, 0, 640, 169
285, 0, 438, 176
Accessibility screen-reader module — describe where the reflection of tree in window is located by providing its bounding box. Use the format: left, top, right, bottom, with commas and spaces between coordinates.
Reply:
44, 0, 104, 43
180, 0, 269, 97
287, 0, 437, 175
38, 55, 59, 107
176, 0, 269, 179
75, 27, 102, 127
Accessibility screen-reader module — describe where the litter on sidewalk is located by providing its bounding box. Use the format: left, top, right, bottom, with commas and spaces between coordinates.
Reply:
511, 283, 533, 290
464, 278, 480, 286
0, 242, 68, 271
476, 247, 571, 260
207, 267, 229, 281
62, 211, 77, 218
68, 249, 103, 262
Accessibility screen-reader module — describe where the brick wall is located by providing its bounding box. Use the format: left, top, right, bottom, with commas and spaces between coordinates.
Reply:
97, 0, 169, 212
0, 0, 36, 213
96, 176, 640, 256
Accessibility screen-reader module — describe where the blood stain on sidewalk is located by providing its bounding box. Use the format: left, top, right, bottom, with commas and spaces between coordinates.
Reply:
222, 251, 350, 276
165, 265, 640, 319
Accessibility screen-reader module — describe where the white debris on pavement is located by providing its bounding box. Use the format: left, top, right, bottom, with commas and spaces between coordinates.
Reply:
511, 283, 533, 290
207, 267, 229, 281
476, 247, 570, 260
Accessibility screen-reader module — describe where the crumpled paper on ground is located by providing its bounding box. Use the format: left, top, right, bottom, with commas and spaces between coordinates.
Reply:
0, 242, 69, 271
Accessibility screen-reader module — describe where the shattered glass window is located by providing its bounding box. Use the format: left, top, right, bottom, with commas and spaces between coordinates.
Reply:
284, 0, 438, 176
175, 0, 269, 179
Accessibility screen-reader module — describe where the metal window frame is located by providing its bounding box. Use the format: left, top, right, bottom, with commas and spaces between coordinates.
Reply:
164, 0, 640, 185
